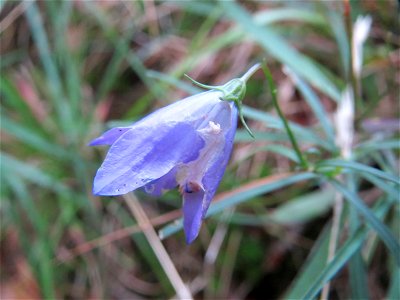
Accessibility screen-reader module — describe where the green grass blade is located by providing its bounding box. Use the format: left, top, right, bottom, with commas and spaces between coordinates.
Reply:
82, 1, 161, 99
387, 267, 400, 300
219, 0, 341, 102
242, 106, 335, 151
362, 173, 399, 202
262, 62, 308, 168
355, 139, 400, 158
301, 198, 391, 299
286, 68, 336, 148
327, 11, 350, 77
347, 174, 370, 300
25, 2, 73, 134
1, 77, 42, 128
302, 227, 365, 299
349, 253, 369, 299
253, 145, 300, 163
167, 6, 327, 78
5, 176, 56, 298
1, 152, 70, 194
2, 115, 71, 159
284, 224, 331, 299
229, 187, 334, 226
330, 179, 400, 265
268, 187, 335, 224
159, 172, 317, 240
318, 159, 400, 184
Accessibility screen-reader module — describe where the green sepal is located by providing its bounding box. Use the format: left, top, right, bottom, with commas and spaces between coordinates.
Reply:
185, 63, 261, 139
184, 74, 220, 90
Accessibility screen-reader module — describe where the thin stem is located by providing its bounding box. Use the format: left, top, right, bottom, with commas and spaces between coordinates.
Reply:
240, 62, 261, 82
261, 63, 309, 169
321, 181, 344, 300
123, 193, 193, 300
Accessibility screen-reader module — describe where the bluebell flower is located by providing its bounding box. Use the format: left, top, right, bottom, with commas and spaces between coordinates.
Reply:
90, 64, 260, 243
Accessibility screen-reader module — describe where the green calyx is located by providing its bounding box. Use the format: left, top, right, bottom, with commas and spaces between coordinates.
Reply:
185, 63, 261, 138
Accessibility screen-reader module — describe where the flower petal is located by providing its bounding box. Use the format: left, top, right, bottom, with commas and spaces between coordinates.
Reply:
180, 102, 238, 243
201, 103, 238, 218
90, 91, 222, 147
89, 127, 131, 146
183, 188, 205, 244
138, 91, 224, 127
93, 122, 204, 195
144, 167, 178, 196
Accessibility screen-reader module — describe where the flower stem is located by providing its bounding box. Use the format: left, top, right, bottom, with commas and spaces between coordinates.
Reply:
240, 62, 262, 82
261, 62, 309, 169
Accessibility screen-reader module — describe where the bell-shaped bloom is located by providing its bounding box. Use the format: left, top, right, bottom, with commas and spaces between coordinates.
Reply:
90, 63, 260, 243
90, 91, 238, 243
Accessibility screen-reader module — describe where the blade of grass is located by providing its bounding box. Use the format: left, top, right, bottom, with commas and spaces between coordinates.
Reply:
318, 159, 400, 184
5, 176, 56, 298
2, 115, 71, 159
354, 139, 400, 158
300, 198, 391, 299
219, 0, 341, 102
1, 76, 49, 130
330, 179, 400, 265
82, 1, 161, 99
387, 267, 400, 300
261, 63, 309, 169
47, 0, 85, 135
1, 152, 70, 194
25, 2, 73, 136
159, 172, 317, 240
327, 10, 350, 78
167, 6, 327, 78
284, 224, 331, 299
242, 106, 335, 151
229, 186, 335, 226
235, 144, 300, 164
361, 173, 399, 202
284, 67, 336, 149
347, 174, 369, 300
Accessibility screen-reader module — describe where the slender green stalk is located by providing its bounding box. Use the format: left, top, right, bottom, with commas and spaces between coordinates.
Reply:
261, 63, 309, 169
240, 62, 261, 82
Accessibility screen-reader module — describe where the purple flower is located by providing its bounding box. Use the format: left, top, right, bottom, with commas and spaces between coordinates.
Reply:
90, 64, 260, 243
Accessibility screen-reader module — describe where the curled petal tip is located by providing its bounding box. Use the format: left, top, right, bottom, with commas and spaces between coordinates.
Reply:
185, 231, 199, 244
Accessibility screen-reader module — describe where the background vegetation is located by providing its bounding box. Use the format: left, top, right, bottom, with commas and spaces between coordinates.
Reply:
1, 1, 399, 299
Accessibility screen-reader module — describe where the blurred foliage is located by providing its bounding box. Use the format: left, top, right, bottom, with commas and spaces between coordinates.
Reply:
1, 0, 399, 299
